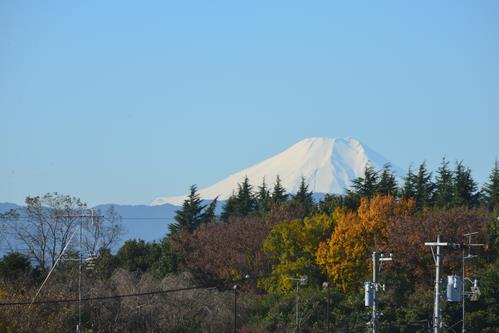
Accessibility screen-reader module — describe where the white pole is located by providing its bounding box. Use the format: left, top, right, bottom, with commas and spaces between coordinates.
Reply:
433, 235, 441, 333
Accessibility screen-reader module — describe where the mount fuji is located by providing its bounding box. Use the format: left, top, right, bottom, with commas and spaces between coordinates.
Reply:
0, 137, 402, 248
152, 137, 402, 206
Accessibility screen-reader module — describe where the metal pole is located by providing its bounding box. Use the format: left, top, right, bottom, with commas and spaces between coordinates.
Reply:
372, 252, 378, 333
425, 235, 463, 333
233, 285, 237, 333
295, 281, 299, 333
460, 231, 482, 333
326, 288, 330, 333
78, 213, 82, 333
433, 235, 441, 333
462, 246, 465, 333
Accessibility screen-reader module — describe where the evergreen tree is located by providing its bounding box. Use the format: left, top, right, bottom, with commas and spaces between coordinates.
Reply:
482, 159, 499, 210
377, 163, 399, 197
271, 175, 288, 206
256, 178, 272, 215
220, 177, 256, 221
344, 164, 379, 211
291, 177, 315, 217
151, 237, 178, 277
0, 252, 33, 279
169, 185, 207, 234
201, 196, 218, 223
350, 163, 379, 198
414, 161, 434, 209
318, 194, 345, 215
221, 192, 237, 223
234, 176, 256, 217
401, 165, 417, 200
116, 239, 162, 273
433, 158, 454, 209
343, 191, 361, 211
453, 161, 479, 207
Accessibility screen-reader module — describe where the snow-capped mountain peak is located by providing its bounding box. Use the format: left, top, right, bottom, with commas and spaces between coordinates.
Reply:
151, 137, 401, 206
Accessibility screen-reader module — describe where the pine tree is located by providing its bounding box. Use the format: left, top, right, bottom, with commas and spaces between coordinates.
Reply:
414, 161, 434, 209
350, 163, 379, 198
433, 158, 454, 209
377, 163, 398, 197
221, 192, 237, 223
318, 194, 345, 215
201, 196, 218, 223
169, 185, 207, 234
234, 176, 256, 217
401, 165, 417, 200
482, 159, 499, 210
220, 177, 257, 221
453, 161, 479, 207
291, 177, 315, 217
256, 178, 272, 215
343, 191, 361, 211
271, 175, 288, 206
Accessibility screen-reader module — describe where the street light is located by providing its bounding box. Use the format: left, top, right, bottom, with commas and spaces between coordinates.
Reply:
322, 282, 331, 333
233, 284, 239, 333
233, 273, 250, 333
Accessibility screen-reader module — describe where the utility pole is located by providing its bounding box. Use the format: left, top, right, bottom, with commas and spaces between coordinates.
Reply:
57, 209, 97, 333
372, 252, 379, 333
79, 213, 82, 333
425, 235, 459, 333
290, 276, 307, 333
366, 252, 392, 333
296, 282, 299, 333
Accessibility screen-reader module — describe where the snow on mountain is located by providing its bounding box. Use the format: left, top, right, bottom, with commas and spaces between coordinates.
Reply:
151, 137, 402, 206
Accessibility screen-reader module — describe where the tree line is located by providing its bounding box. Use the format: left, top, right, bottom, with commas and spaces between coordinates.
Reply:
0, 159, 498, 332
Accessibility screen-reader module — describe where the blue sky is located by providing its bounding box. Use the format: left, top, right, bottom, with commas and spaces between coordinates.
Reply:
1, 1, 498, 206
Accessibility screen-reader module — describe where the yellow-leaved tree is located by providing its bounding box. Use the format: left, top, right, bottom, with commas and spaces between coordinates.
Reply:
316, 195, 414, 292
260, 213, 336, 293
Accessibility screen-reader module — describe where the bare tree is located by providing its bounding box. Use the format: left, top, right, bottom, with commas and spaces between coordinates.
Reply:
82, 205, 122, 255
1, 193, 123, 270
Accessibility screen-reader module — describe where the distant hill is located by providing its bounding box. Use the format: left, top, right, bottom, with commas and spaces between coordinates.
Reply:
0, 202, 21, 212
0, 202, 180, 254
94, 203, 178, 243
0, 201, 227, 253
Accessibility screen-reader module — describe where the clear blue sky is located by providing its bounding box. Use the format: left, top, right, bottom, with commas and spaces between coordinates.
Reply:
1, 1, 498, 206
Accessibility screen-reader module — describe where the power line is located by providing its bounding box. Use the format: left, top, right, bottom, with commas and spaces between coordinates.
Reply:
122, 217, 175, 220
1, 216, 176, 220
0, 285, 216, 307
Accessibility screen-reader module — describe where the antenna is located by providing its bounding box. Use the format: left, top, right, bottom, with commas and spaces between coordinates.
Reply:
460, 232, 484, 333
289, 276, 308, 333
54, 209, 98, 333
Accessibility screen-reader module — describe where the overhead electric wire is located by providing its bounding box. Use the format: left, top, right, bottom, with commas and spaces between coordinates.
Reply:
120, 217, 176, 220
1, 216, 176, 221
0, 285, 216, 307
0, 274, 264, 307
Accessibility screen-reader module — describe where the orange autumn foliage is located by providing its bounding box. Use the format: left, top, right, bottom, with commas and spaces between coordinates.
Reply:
316, 195, 415, 291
